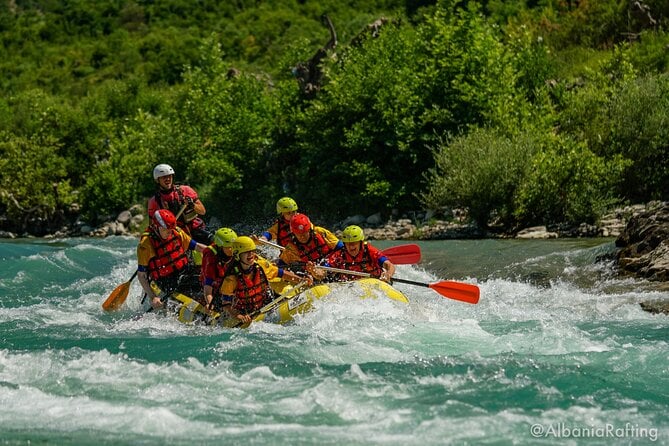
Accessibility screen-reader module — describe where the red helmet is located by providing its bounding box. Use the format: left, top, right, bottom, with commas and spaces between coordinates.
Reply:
153, 209, 177, 229
290, 213, 312, 235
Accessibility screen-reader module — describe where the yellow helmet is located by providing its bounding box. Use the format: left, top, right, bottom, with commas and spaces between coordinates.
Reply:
340, 225, 365, 243
213, 227, 237, 247
276, 196, 298, 214
232, 236, 257, 259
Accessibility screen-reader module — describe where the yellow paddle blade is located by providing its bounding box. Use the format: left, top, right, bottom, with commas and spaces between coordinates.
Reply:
102, 281, 131, 311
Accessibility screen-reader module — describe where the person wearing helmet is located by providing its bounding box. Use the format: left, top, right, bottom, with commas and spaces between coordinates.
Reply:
147, 163, 212, 246
137, 209, 207, 310
253, 197, 299, 248
279, 213, 343, 269
201, 228, 238, 311
316, 225, 396, 283
218, 236, 308, 324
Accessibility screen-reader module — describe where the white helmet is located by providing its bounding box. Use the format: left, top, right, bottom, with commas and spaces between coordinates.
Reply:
153, 164, 175, 180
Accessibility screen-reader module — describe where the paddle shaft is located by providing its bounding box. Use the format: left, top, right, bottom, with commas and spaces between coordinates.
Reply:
317, 266, 370, 277
315, 266, 428, 287
316, 265, 479, 304
257, 239, 284, 250
257, 239, 420, 265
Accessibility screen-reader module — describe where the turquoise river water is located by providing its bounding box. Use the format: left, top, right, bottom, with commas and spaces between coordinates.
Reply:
0, 236, 667, 445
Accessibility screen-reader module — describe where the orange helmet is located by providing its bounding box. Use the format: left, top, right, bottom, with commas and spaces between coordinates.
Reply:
153, 209, 177, 229
290, 213, 312, 235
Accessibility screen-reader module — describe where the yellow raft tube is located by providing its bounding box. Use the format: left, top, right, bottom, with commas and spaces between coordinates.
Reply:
163, 278, 409, 328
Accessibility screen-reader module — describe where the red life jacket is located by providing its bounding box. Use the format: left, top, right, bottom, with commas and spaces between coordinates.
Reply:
290, 230, 333, 262
276, 217, 292, 247
154, 185, 204, 234
230, 262, 273, 314
200, 245, 233, 296
145, 229, 189, 281
330, 243, 382, 276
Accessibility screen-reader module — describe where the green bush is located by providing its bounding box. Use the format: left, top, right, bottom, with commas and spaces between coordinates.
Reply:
513, 139, 630, 226
79, 111, 165, 222
0, 132, 75, 234
558, 51, 668, 202
605, 73, 669, 201
419, 126, 545, 228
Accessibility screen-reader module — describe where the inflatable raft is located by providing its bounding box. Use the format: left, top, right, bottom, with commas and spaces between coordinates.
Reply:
162, 278, 409, 328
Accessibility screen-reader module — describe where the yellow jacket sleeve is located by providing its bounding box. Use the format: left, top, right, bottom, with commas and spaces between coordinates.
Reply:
315, 226, 340, 249
219, 275, 237, 296
137, 234, 155, 267
256, 255, 280, 280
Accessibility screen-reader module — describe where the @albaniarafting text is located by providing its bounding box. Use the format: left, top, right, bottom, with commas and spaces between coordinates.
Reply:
530, 423, 658, 442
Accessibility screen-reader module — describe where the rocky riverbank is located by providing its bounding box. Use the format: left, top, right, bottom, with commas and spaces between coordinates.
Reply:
343, 203, 651, 240
0, 202, 657, 241
614, 201, 669, 315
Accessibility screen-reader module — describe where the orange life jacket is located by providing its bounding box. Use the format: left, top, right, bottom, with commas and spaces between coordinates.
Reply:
230, 262, 273, 314
290, 230, 333, 262
330, 243, 381, 276
276, 217, 292, 247
145, 229, 189, 281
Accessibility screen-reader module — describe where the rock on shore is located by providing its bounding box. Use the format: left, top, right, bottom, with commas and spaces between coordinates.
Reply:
615, 201, 669, 315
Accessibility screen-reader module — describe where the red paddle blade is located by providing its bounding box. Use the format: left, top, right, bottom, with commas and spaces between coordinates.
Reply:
430, 281, 480, 304
102, 281, 131, 311
382, 244, 421, 264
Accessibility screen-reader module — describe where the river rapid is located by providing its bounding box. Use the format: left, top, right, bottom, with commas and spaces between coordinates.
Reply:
0, 236, 667, 445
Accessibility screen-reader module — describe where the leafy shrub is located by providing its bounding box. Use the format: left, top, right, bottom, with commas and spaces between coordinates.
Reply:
513, 139, 630, 226
419, 126, 544, 228
604, 73, 669, 201
79, 111, 164, 222
0, 133, 75, 234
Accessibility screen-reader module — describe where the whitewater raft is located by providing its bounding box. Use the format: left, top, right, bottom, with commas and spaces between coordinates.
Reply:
161, 278, 409, 328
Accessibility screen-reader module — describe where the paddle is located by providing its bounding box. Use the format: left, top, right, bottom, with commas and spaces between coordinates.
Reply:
102, 203, 188, 312
229, 279, 309, 327
102, 271, 138, 311
256, 239, 422, 265
316, 265, 480, 304
378, 243, 421, 264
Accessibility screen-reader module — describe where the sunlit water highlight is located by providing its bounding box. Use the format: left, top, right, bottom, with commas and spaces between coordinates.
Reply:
0, 237, 667, 445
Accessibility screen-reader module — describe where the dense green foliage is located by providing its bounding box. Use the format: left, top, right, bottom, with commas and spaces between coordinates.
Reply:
1, 0, 668, 235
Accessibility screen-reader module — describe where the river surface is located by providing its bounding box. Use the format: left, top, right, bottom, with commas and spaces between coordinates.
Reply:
0, 236, 667, 445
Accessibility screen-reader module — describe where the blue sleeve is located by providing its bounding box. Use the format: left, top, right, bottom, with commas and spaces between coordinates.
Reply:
262, 231, 272, 240
188, 239, 198, 250
204, 277, 215, 286
278, 268, 285, 278
137, 265, 147, 272
276, 259, 288, 268
221, 295, 233, 303
378, 255, 389, 268
334, 241, 344, 250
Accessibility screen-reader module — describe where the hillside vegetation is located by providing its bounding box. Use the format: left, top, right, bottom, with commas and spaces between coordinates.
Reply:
1, 0, 668, 235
